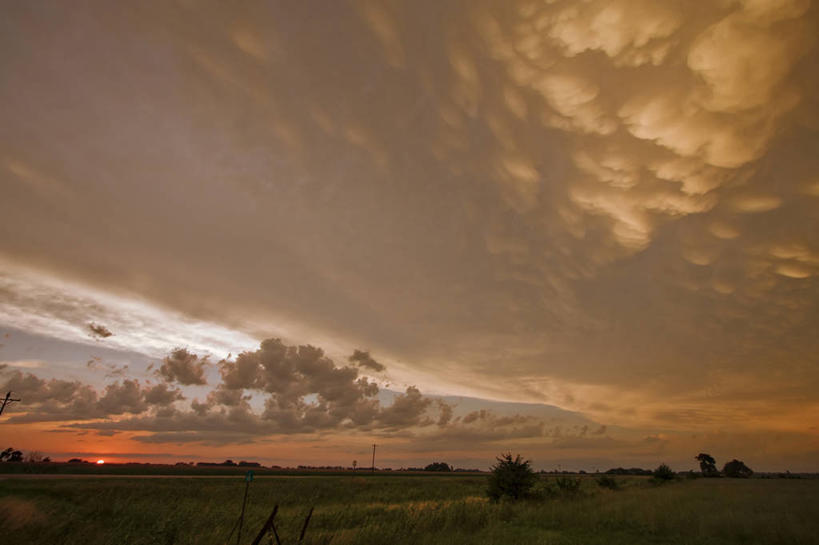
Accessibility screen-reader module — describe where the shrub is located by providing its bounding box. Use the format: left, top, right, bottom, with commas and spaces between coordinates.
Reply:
25, 451, 45, 463
555, 476, 582, 496
527, 478, 553, 500
596, 475, 620, 490
487, 453, 537, 501
653, 463, 675, 481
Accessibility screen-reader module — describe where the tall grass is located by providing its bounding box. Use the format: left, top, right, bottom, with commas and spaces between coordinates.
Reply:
1, 475, 817, 544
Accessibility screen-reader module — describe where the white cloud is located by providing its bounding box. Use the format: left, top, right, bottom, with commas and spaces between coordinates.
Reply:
0, 263, 260, 360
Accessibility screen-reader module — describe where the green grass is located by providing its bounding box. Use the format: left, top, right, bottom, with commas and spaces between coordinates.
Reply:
1, 475, 817, 544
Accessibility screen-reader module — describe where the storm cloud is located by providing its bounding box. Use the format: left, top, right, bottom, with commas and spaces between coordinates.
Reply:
0, 0, 817, 469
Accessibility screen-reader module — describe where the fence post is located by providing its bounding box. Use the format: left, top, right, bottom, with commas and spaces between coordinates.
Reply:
298, 507, 314, 542
251, 505, 280, 545
236, 470, 255, 544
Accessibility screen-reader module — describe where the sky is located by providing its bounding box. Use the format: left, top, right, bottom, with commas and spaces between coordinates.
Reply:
1, 0, 818, 472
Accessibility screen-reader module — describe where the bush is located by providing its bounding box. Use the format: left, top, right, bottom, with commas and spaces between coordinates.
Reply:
25, 451, 45, 463
596, 475, 620, 490
653, 463, 675, 481
554, 476, 582, 496
487, 453, 537, 501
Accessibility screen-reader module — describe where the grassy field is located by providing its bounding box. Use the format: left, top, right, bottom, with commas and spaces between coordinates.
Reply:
1, 474, 817, 544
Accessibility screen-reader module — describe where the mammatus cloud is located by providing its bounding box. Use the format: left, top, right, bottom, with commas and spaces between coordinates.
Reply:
376, 0, 819, 413
455, 0, 815, 253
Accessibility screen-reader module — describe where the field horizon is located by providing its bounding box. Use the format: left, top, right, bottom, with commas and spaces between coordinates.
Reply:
2, 460, 818, 479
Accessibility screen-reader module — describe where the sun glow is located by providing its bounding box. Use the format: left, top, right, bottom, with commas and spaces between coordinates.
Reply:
96, 459, 105, 465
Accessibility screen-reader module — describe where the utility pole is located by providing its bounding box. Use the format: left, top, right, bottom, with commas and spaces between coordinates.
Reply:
0, 392, 20, 417
371, 444, 376, 473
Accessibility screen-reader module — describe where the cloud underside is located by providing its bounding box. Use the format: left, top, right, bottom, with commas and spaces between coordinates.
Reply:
0, 0, 817, 451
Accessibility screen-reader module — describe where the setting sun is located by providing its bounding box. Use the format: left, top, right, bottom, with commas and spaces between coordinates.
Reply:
96, 459, 105, 465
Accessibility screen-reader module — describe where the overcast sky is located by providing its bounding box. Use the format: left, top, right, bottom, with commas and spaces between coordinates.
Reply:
1, 0, 818, 471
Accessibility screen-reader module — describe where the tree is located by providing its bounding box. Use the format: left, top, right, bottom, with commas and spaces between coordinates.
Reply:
723, 459, 753, 478
424, 462, 453, 472
695, 453, 718, 477
1, 448, 23, 462
487, 453, 537, 501
352, 460, 357, 471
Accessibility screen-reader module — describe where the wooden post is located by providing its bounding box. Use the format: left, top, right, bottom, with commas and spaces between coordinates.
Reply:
269, 520, 282, 545
250, 505, 280, 545
298, 507, 314, 542
371, 444, 376, 473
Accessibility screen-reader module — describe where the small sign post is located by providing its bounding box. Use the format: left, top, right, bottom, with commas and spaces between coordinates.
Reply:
236, 471, 254, 544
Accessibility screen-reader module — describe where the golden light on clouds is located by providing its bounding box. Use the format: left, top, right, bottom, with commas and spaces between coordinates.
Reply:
0, 0, 818, 470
